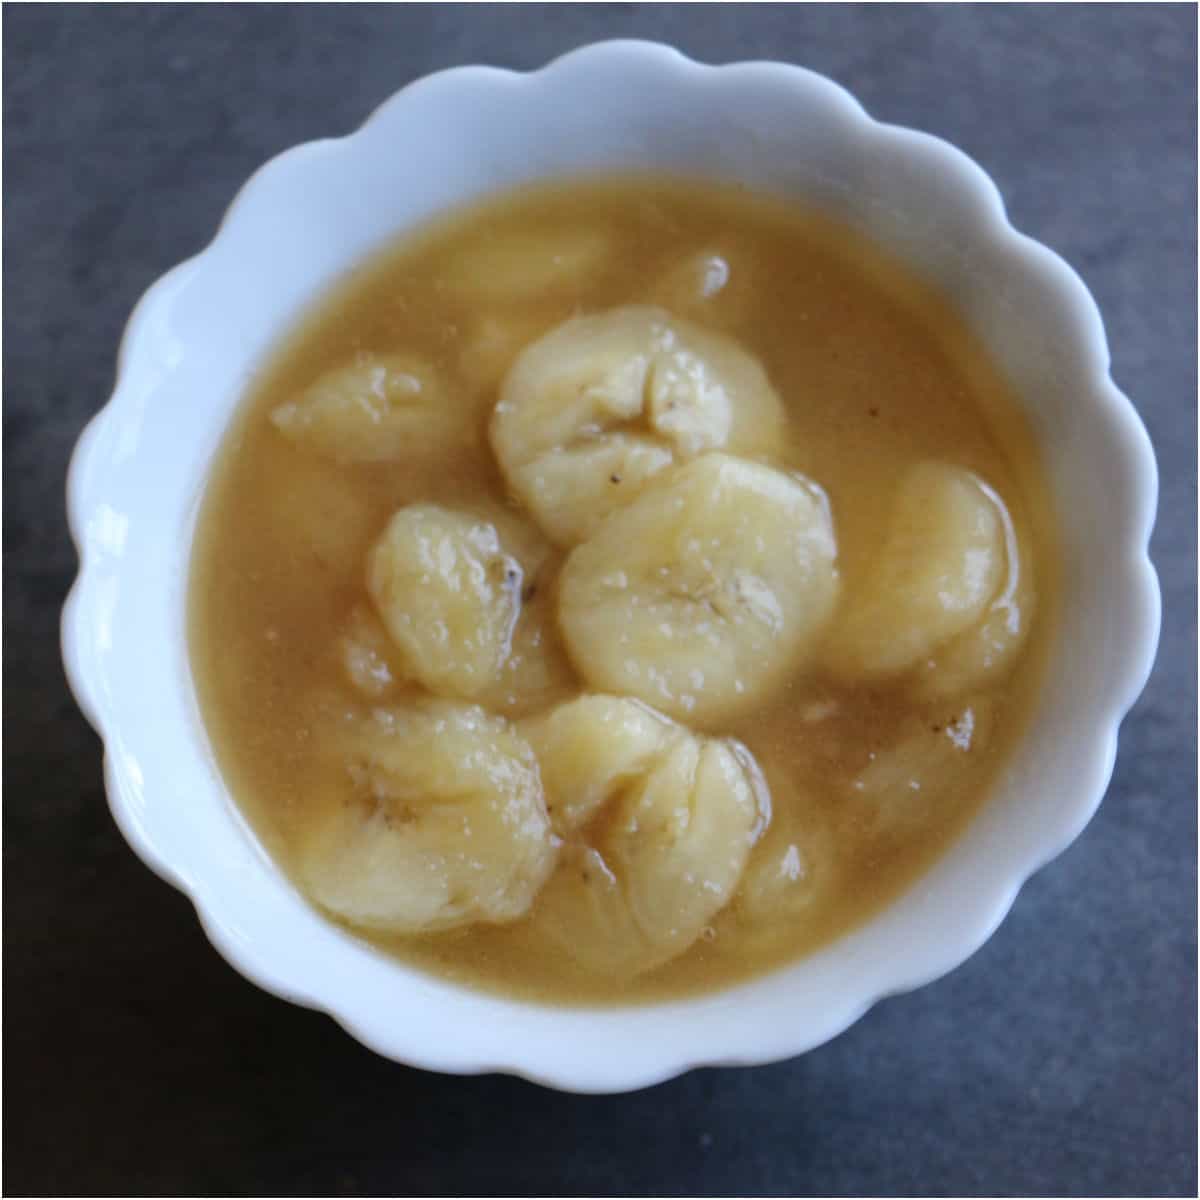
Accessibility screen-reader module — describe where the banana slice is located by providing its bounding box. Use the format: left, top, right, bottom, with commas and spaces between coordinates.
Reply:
522, 695, 677, 835
366, 504, 522, 698
824, 462, 1026, 686
270, 354, 457, 463
492, 306, 786, 544
735, 800, 834, 928
847, 700, 994, 838
558, 454, 840, 723
914, 507, 1035, 701
339, 604, 399, 698
459, 501, 578, 715
526, 695, 768, 976
297, 702, 556, 933
611, 735, 765, 949
475, 499, 555, 581
722, 785, 837, 954
439, 227, 611, 301
479, 607, 577, 719
343, 591, 575, 716
531, 845, 650, 976
349, 503, 569, 711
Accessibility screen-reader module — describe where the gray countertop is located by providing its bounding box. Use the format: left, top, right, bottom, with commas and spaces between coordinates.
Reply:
4, 5, 1195, 1196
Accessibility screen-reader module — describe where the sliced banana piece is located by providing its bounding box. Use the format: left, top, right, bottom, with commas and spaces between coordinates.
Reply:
270, 354, 457, 463
610, 735, 765, 952
558, 454, 840, 723
349, 502, 568, 711
339, 604, 399, 698
531, 845, 650, 976
463, 502, 578, 716
366, 504, 522, 698
475, 499, 555, 582
824, 462, 1023, 685
847, 700, 994, 838
522, 695, 677, 835
492, 306, 786, 544
914, 505, 1035, 701
439, 227, 611, 301
722, 784, 837, 954
347, 588, 574, 716
526, 695, 767, 976
296, 702, 556, 934
734, 801, 834, 929
478, 607, 577, 719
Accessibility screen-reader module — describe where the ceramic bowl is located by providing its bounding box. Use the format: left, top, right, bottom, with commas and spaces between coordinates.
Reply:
62, 41, 1160, 1092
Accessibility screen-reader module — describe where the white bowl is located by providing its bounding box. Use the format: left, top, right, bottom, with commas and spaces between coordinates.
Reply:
62, 41, 1160, 1093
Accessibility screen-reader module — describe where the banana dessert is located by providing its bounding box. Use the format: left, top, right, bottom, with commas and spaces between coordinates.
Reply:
189, 178, 1054, 1003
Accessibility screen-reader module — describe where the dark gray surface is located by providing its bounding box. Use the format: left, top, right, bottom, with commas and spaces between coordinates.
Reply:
4, 4, 1195, 1196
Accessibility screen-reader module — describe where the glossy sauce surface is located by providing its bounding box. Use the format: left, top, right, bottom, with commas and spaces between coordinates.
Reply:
189, 178, 1057, 1003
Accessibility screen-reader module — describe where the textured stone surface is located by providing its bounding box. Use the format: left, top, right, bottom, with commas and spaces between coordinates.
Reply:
4, 5, 1195, 1195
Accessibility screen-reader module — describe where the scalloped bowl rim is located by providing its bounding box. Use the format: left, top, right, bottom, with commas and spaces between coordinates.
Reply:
62, 41, 1160, 1093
